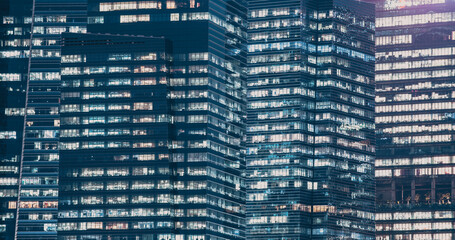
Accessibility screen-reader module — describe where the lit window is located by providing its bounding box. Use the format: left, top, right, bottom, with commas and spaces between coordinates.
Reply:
133, 102, 153, 110
171, 13, 179, 21
120, 14, 150, 23
166, 1, 176, 9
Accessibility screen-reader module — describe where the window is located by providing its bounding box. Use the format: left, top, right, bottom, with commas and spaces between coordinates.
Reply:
0, 131, 16, 139
108, 116, 129, 123
3, 17, 14, 24
88, 16, 104, 24
134, 102, 153, 110
61, 129, 79, 138
189, 77, 208, 86
81, 116, 105, 124
82, 104, 105, 112
82, 92, 105, 99
171, 13, 179, 21
135, 52, 157, 60
82, 129, 105, 137
166, 1, 176, 9
100, 1, 161, 12
107, 167, 129, 176
82, 142, 105, 149
189, 52, 208, 61
0, 73, 20, 81
62, 55, 82, 63
81, 182, 103, 191
120, 14, 150, 23
108, 104, 130, 111
108, 78, 131, 86
106, 195, 127, 204
83, 66, 105, 74
109, 66, 130, 73
108, 91, 130, 98
134, 78, 156, 85
134, 65, 156, 73
133, 154, 155, 161
107, 181, 128, 190
60, 142, 79, 150
108, 53, 131, 61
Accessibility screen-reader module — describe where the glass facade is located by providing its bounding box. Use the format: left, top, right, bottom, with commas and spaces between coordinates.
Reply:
58, 33, 176, 240
0, 1, 87, 239
15, 1, 87, 239
373, 0, 455, 239
7, 0, 452, 239
246, 0, 375, 239
16, 1, 87, 239
56, 0, 247, 239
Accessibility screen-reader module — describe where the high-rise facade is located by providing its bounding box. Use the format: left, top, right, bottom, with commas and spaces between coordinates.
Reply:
0, 0, 87, 239
374, 0, 455, 239
58, 32, 175, 240
16, 1, 87, 239
246, 1, 314, 238
246, 0, 375, 239
56, 0, 247, 240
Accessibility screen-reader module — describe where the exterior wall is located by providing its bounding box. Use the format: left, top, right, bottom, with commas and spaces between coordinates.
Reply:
374, 0, 455, 239
246, 0, 375, 239
58, 33, 174, 240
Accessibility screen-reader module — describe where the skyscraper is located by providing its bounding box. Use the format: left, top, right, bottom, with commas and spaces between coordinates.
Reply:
0, 0, 388, 239
246, 0, 375, 239
56, 0, 247, 239
374, 0, 455, 239
0, 1, 32, 239
16, 1, 87, 239
58, 32, 175, 239
0, 0, 87, 239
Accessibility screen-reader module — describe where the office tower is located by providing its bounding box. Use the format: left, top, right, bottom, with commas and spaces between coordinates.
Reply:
247, 0, 375, 239
0, 1, 32, 239
374, 0, 455, 239
0, 0, 87, 239
57, 0, 247, 239
16, 1, 86, 239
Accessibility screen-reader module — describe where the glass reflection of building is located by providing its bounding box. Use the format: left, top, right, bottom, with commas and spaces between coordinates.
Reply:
372, 0, 455, 239
246, 0, 376, 239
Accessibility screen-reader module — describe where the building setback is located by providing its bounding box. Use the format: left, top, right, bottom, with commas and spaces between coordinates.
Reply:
57, 0, 247, 239
373, 0, 455, 239
246, 0, 375, 239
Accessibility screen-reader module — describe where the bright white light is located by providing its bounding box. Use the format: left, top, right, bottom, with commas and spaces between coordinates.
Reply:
384, 0, 445, 10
